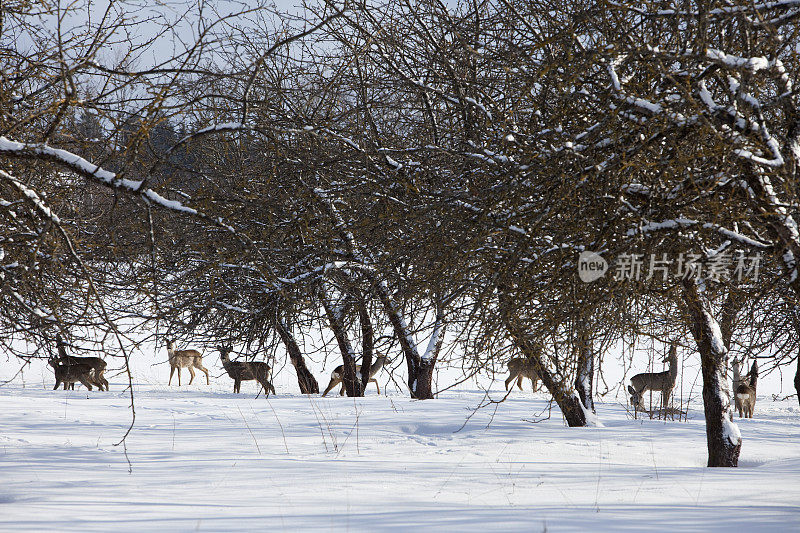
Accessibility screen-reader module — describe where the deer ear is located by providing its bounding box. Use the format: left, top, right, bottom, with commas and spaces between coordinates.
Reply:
627, 385, 636, 395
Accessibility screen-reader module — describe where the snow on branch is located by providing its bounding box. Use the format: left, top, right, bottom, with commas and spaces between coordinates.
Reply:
0, 169, 60, 224
706, 49, 771, 72
0, 136, 236, 233
609, 0, 800, 17
421, 307, 445, 363
173, 122, 247, 150
627, 217, 772, 249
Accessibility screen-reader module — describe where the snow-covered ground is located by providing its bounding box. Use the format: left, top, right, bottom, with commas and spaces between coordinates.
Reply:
2, 370, 799, 531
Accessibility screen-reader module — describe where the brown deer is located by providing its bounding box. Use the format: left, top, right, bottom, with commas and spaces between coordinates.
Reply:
322, 354, 390, 397
735, 360, 758, 418
218, 346, 276, 395
55, 334, 109, 391
504, 357, 540, 392
628, 345, 678, 412
48, 358, 96, 391
732, 357, 748, 415
166, 339, 210, 386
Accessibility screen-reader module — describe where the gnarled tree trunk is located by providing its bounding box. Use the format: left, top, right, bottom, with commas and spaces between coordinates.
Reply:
275, 320, 319, 394
575, 320, 595, 414
372, 279, 440, 399
322, 292, 364, 397
795, 355, 800, 408
682, 279, 741, 467
356, 292, 374, 391
504, 319, 589, 427
498, 286, 589, 427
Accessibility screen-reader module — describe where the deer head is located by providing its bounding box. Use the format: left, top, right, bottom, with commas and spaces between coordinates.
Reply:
217, 346, 233, 361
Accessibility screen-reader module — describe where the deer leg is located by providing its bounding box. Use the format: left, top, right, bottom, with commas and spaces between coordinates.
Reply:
517, 376, 524, 391
263, 378, 276, 395
504, 373, 516, 391
321, 379, 339, 397
370, 378, 380, 395
80, 377, 93, 391
532, 377, 540, 392
197, 364, 210, 385
187, 366, 196, 385
339, 384, 346, 396
96, 370, 109, 391
260, 378, 275, 396
169, 366, 176, 386
177, 367, 182, 386
628, 385, 643, 413
54, 380, 61, 390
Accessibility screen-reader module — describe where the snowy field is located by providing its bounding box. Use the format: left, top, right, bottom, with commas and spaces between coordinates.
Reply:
2, 366, 800, 531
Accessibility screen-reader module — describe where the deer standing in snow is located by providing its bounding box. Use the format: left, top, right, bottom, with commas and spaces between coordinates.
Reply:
48, 357, 96, 391
735, 360, 758, 418
628, 345, 678, 413
166, 339, 210, 386
218, 346, 276, 395
322, 354, 390, 397
732, 357, 748, 414
55, 334, 109, 390
504, 357, 540, 392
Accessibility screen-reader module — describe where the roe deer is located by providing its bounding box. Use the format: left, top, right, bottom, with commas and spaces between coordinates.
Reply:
55, 334, 109, 391
218, 346, 276, 395
166, 339, 210, 386
504, 357, 541, 392
732, 357, 749, 415
735, 360, 758, 418
322, 354, 390, 397
628, 345, 678, 412
48, 358, 95, 391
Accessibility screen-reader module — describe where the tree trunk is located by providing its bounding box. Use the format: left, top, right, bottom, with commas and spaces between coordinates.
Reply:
322, 294, 364, 397
575, 320, 595, 414
502, 317, 588, 426
275, 320, 319, 394
682, 279, 741, 467
795, 354, 800, 408
373, 281, 418, 380
411, 301, 446, 400
356, 294, 374, 391
498, 287, 589, 426
411, 357, 436, 399
372, 279, 429, 398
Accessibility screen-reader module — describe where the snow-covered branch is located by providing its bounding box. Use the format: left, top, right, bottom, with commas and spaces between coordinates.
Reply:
0, 136, 237, 233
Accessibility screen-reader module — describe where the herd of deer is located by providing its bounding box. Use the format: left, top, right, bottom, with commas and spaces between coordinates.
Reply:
624, 345, 759, 418
48, 337, 390, 397
46, 338, 759, 417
